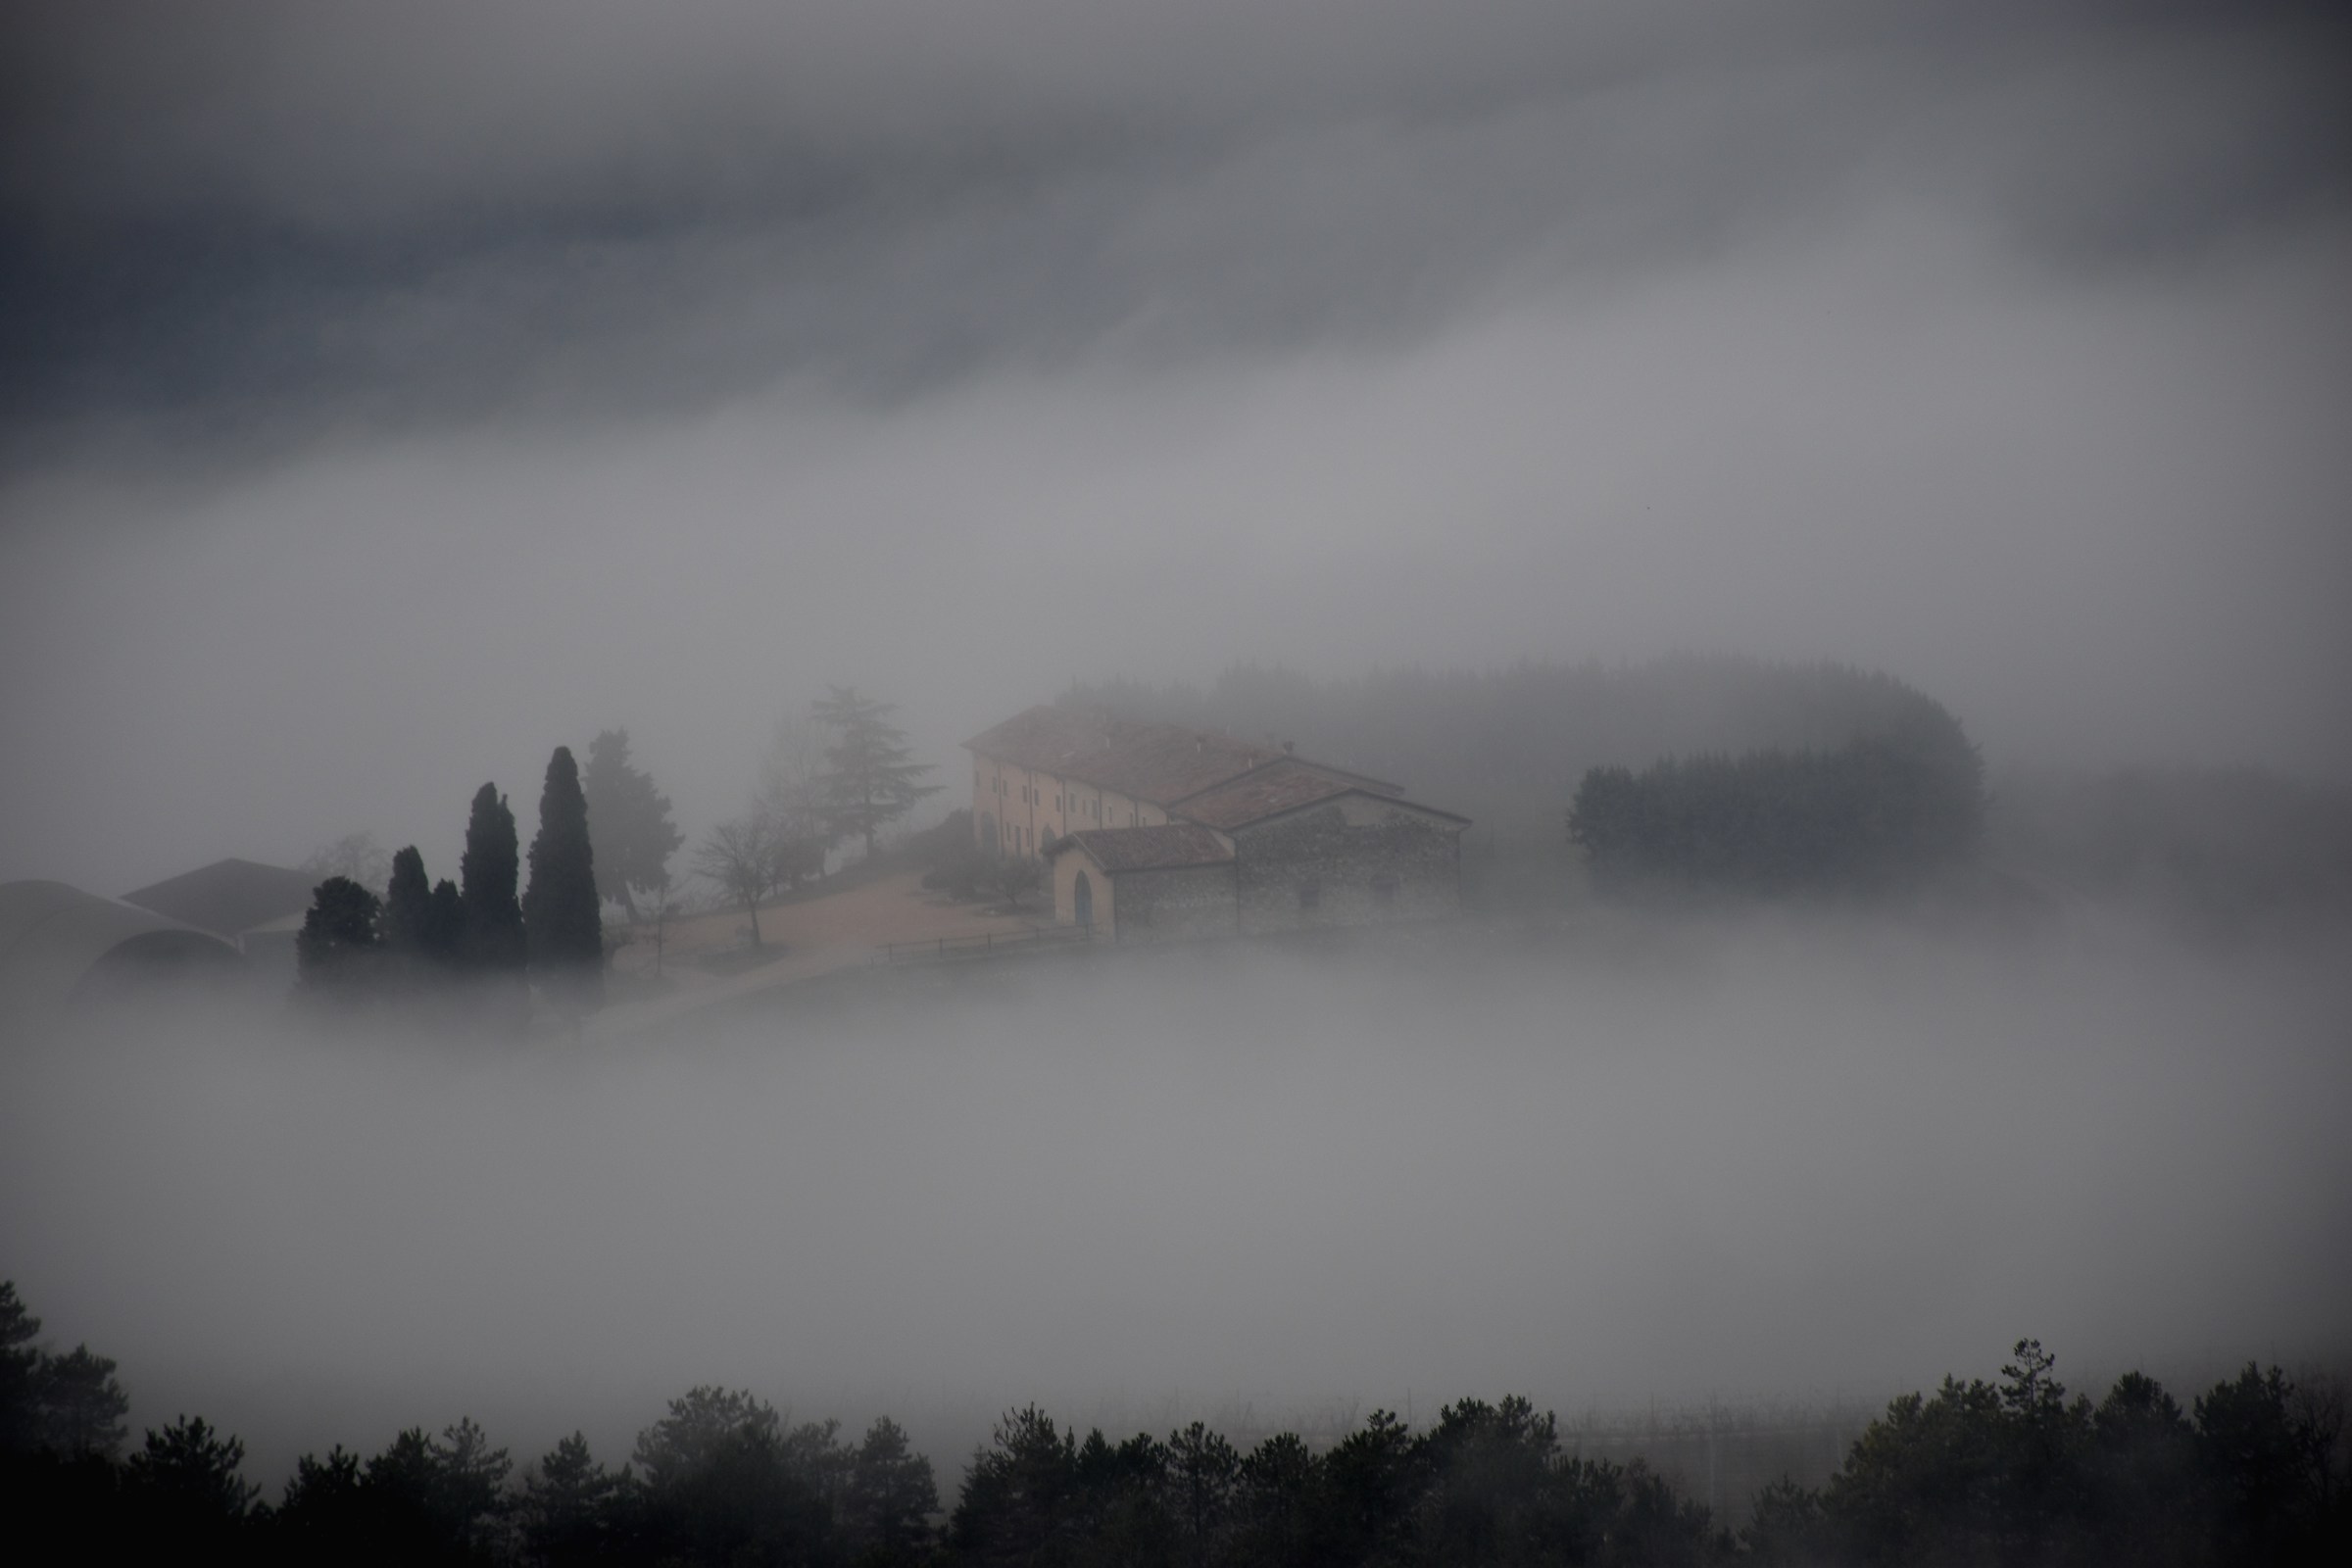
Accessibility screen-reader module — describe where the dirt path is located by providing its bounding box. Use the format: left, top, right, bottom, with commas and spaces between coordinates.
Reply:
588, 870, 1043, 1039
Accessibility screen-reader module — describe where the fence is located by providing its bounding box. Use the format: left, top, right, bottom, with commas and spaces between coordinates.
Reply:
876, 925, 1095, 965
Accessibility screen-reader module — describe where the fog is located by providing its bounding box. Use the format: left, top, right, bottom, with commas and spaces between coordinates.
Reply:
4, 1, 2350, 889
3, 0, 2351, 1514
5, 913, 2348, 1481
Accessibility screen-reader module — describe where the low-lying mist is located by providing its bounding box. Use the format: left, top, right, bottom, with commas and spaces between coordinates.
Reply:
4, 906, 2347, 1485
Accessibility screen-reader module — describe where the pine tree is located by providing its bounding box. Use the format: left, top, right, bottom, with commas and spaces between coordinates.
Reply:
460, 784, 527, 1016
847, 1416, 939, 1560
812, 686, 940, 860
29, 1344, 129, 1456
580, 729, 683, 923
524, 746, 604, 1012
2, 1280, 44, 1453
125, 1414, 261, 1522
519, 1432, 623, 1565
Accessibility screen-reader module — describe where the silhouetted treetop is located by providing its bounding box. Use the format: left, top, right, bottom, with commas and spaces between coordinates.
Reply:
524, 746, 604, 1013
460, 784, 525, 972
5, 1281, 2344, 1568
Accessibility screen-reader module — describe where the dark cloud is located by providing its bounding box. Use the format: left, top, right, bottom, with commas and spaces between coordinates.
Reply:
2, 2, 2344, 441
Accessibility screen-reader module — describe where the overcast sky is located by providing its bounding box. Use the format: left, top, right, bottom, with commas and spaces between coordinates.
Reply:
3, 0, 2348, 891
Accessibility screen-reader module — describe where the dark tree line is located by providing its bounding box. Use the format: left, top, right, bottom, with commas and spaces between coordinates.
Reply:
297, 749, 603, 1024
5, 1282, 936, 1566
8, 1283, 2341, 1567
1567, 702, 1986, 894
1743, 1341, 2346, 1567
943, 1398, 1718, 1568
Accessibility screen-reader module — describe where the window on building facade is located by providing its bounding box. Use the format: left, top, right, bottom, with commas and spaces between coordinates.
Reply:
1372, 874, 1397, 906
1299, 880, 1320, 911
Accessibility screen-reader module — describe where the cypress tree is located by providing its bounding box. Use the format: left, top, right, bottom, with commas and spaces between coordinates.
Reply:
460, 783, 528, 1023
382, 847, 433, 960
524, 746, 604, 1012
423, 878, 465, 967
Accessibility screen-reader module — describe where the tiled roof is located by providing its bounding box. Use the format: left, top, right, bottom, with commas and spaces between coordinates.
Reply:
1062, 824, 1235, 874
964, 706, 1278, 805
1, 879, 244, 1011
121, 858, 318, 938
1171, 759, 1360, 831
1174, 760, 1474, 832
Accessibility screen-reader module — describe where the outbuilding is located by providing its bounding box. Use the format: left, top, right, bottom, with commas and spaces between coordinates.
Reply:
1018, 737, 1470, 943
1054, 822, 1238, 943
0, 878, 247, 1018
121, 857, 318, 991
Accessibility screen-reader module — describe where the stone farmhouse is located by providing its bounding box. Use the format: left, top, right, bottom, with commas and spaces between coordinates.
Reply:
962, 706, 1470, 942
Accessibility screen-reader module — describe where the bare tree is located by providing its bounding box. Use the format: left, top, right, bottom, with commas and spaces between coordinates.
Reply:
991, 854, 1040, 910
616, 867, 687, 978
690, 815, 790, 949
303, 831, 392, 894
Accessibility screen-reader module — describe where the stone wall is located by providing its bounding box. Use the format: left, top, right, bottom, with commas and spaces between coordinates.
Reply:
1108, 863, 1239, 944
1233, 799, 1463, 935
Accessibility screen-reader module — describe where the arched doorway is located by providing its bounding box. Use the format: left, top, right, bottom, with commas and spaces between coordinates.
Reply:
1073, 869, 1094, 930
